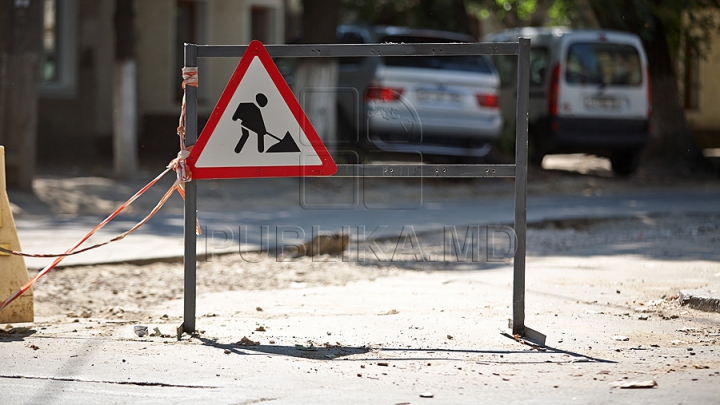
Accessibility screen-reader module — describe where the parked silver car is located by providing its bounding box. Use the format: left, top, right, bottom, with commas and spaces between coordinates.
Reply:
335, 25, 503, 162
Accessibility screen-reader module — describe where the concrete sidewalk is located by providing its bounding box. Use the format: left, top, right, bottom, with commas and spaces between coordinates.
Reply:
2, 251, 720, 404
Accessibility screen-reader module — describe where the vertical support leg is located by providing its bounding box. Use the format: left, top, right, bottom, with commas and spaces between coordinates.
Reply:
513, 38, 531, 336
183, 44, 198, 334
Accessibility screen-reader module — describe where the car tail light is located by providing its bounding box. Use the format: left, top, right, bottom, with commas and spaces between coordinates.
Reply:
548, 63, 560, 117
364, 86, 404, 102
476, 93, 499, 108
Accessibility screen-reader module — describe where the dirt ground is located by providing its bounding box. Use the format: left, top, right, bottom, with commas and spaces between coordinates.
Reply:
28, 212, 720, 325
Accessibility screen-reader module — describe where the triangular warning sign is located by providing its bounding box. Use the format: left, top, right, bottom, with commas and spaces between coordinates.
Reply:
187, 40, 337, 180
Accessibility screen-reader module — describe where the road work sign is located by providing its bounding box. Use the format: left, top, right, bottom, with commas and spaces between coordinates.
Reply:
187, 40, 337, 179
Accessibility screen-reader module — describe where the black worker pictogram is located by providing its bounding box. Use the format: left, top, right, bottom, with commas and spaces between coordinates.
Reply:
231, 93, 300, 154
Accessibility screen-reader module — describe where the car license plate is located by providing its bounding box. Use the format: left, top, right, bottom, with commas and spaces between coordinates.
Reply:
584, 97, 624, 110
416, 90, 461, 104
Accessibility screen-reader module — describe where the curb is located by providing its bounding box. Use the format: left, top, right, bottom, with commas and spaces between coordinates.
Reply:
679, 289, 720, 313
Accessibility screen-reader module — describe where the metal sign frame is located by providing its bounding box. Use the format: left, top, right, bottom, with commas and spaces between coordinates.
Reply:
182, 39, 536, 340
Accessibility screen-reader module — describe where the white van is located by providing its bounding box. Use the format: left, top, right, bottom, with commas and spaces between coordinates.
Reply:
484, 28, 651, 175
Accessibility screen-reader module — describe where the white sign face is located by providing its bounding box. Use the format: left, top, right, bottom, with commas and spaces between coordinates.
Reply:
187, 40, 336, 180
195, 57, 321, 169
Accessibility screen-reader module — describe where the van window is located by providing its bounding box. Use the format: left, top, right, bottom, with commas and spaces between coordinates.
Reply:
488, 47, 548, 88
565, 43, 642, 86
530, 47, 549, 86
492, 55, 516, 88
380, 35, 492, 74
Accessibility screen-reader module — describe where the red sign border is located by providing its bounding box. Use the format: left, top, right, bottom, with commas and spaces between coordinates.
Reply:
186, 40, 337, 180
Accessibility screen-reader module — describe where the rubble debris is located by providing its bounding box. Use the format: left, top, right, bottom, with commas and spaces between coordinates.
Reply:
133, 325, 148, 337
237, 336, 260, 346
609, 379, 657, 389
295, 233, 349, 257
679, 290, 720, 313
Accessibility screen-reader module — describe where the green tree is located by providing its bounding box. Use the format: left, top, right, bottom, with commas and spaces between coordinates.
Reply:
340, 0, 472, 34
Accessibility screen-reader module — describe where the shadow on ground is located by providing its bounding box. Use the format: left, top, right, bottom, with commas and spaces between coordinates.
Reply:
197, 336, 615, 364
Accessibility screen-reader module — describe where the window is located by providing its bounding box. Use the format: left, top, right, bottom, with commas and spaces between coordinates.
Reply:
42, 0, 59, 82
39, 0, 78, 98
492, 54, 517, 88
529, 47, 549, 86
565, 43, 642, 86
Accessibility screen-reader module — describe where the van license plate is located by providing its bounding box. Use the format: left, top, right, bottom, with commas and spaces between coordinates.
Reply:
417, 90, 461, 104
585, 97, 623, 110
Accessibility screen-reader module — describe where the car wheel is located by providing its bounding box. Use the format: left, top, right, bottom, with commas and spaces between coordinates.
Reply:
610, 150, 641, 176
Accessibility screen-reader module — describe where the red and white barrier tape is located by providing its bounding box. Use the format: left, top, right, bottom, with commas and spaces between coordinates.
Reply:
0, 67, 201, 313
0, 161, 191, 312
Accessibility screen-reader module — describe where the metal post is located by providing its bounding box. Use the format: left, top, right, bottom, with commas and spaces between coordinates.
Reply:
512, 38, 530, 336
183, 43, 198, 333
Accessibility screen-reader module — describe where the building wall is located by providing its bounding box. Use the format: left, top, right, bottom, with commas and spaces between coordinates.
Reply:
136, 0, 284, 116
38, 0, 114, 162
685, 29, 720, 148
37, 0, 285, 164
136, 1, 175, 117
135, 0, 284, 161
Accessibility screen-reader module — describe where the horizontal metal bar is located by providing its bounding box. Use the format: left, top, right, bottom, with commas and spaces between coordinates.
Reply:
196, 42, 520, 59
331, 164, 516, 178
